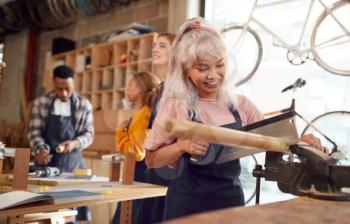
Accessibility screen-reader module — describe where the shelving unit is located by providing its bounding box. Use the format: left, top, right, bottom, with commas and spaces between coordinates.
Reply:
46, 33, 156, 111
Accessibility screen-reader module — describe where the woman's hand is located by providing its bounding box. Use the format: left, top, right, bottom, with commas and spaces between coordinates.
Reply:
300, 134, 325, 152
177, 139, 209, 156
118, 117, 132, 130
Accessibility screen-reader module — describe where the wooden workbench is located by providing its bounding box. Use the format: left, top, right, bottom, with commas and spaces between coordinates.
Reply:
166, 197, 350, 224
0, 181, 167, 223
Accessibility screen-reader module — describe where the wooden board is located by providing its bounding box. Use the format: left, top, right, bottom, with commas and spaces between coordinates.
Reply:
166, 197, 350, 224
0, 182, 167, 217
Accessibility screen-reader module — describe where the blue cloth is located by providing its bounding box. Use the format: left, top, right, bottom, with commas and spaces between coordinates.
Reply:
43, 98, 85, 172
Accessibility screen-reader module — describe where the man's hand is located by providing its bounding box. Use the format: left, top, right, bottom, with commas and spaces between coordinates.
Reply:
58, 139, 81, 153
35, 149, 50, 165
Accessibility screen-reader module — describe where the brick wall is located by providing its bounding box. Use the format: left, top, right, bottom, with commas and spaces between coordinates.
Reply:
34, 0, 169, 97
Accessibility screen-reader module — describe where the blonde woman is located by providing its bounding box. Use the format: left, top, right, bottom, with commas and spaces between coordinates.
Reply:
138, 32, 176, 224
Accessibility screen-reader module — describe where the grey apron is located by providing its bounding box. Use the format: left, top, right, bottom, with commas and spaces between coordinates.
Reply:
164, 105, 245, 220
43, 98, 85, 172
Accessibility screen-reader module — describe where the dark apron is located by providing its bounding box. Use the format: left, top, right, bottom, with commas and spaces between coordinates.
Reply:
43, 98, 89, 221
165, 105, 245, 220
43, 98, 85, 172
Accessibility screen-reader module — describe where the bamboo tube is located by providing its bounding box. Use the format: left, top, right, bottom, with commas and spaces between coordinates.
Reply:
164, 119, 290, 153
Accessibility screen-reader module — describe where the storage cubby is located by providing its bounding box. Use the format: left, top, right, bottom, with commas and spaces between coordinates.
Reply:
116, 67, 127, 90
139, 34, 154, 60
101, 67, 114, 91
114, 41, 127, 66
75, 72, 83, 92
92, 93, 102, 110
65, 52, 76, 68
82, 71, 93, 92
92, 70, 103, 91
127, 39, 140, 63
92, 44, 114, 69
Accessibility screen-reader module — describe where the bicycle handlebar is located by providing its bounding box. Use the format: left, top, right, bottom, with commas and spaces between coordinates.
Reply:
281, 78, 306, 93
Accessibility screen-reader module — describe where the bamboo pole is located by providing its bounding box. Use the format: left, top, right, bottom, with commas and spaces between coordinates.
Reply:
164, 119, 290, 153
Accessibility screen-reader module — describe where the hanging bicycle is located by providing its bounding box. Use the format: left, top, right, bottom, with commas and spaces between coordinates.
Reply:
221, 0, 350, 86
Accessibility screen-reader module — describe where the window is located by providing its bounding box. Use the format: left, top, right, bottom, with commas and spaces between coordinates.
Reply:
205, 0, 350, 205
0, 42, 4, 64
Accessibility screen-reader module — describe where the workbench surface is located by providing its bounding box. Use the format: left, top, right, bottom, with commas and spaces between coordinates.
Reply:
166, 197, 350, 224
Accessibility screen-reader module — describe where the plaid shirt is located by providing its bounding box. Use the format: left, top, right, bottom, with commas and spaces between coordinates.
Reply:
28, 91, 94, 153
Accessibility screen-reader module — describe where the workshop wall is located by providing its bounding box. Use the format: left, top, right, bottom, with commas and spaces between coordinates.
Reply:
0, 0, 169, 124
34, 0, 169, 97
0, 30, 28, 123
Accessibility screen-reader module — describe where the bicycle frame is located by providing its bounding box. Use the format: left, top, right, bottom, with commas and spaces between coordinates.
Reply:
243, 0, 345, 54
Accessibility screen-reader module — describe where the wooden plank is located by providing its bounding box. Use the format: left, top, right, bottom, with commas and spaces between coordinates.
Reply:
12, 148, 30, 190
89, 158, 114, 224
24, 210, 77, 222
120, 201, 132, 224
120, 153, 136, 224
91, 202, 115, 224
8, 214, 24, 224
0, 159, 3, 174
165, 197, 350, 224
0, 183, 167, 217
110, 163, 120, 182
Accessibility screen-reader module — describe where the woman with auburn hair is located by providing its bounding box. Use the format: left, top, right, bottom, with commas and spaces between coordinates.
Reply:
112, 71, 158, 224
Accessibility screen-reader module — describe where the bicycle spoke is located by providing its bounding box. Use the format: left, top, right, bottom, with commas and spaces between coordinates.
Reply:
319, 0, 349, 34
302, 111, 350, 165
313, 34, 349, 51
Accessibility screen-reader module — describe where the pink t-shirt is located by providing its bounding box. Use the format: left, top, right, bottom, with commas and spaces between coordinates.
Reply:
144, 95, 263, 151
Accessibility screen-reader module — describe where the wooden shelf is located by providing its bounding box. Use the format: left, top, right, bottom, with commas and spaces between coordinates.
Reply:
47, 33, 156, 113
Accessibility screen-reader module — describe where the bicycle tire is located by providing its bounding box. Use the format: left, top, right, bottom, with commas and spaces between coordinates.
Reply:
240, 155, 258, 205
301, 111, 350, 163
221, 25, 263, 87
311, 0, 350, 76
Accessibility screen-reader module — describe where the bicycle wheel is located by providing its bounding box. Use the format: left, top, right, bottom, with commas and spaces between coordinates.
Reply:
240, 155, 258, 205
301, 111, 350, 165
311, 0, 350, 76
221, 25, 263, 87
